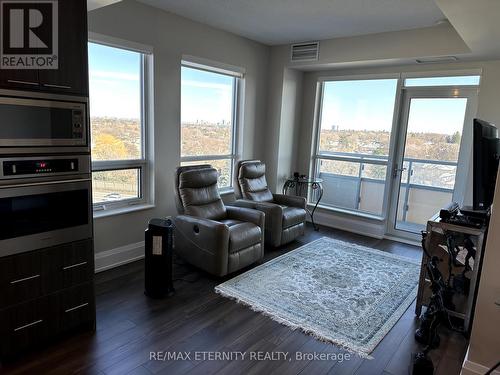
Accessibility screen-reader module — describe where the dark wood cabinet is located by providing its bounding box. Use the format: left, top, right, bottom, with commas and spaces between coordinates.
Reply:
0, 0, 92, 361
0, 240, 95, 360
0, 0, 89, 96
39, 0, 89, 95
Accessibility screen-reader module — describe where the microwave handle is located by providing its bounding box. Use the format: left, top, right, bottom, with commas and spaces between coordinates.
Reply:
1, 178, 91, 189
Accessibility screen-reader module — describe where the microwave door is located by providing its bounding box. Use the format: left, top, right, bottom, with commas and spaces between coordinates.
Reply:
0, 96, 87, 147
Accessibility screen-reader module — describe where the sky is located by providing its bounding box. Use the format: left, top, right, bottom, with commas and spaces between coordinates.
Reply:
88, 42, 141, 120
181, 66, 233, 125
320, 78, 471, 136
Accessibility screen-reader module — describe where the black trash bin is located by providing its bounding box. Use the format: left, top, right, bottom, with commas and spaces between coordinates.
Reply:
144, 218, 175, 298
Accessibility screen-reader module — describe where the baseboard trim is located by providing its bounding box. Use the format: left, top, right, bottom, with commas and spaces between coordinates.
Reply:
383, 234, 420, 247
461, 348, 500, 375
94, 241, 145, 273
462, 359, 500, 375
311, 210, 385, 240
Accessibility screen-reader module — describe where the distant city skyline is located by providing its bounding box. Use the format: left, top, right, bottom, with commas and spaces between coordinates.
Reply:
321, 79, 468, 136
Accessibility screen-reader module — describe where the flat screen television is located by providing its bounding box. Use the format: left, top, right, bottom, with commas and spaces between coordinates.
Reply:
473, 119, 500, 211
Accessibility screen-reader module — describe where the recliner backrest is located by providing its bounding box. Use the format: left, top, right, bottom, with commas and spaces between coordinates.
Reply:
236, 161, 274, 202
175, 165, 227, 220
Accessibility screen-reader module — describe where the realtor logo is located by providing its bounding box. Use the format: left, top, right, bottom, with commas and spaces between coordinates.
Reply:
0, 0, 58, 69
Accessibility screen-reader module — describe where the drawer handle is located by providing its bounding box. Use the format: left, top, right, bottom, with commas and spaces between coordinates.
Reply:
63, 261, 88, 270
43, 83, 72, 89
7, 79, 39, 86
10, 274, 40, 285
65, 302, 89, 313
14, 319, 43, 332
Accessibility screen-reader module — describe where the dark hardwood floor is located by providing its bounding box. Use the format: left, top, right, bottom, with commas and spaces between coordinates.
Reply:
0, 224, 468, 375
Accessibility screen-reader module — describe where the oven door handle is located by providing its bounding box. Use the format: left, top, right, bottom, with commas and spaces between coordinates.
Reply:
0, 178, 91, 189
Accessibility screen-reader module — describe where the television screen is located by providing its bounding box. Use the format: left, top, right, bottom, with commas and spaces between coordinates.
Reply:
473, 119, 500, 210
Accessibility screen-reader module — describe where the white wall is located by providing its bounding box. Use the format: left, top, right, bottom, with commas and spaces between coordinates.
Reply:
263, 48, 285, 191
88, 0, 270, 264
276, 68, 303, 190
266, 23, 470, 73
461, 169, 500, 375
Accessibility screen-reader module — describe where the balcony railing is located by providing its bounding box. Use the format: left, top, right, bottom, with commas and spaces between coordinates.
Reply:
315, 152, 457, 230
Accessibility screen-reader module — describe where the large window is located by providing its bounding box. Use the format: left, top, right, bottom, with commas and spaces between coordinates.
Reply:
88, 41, 152, 211
314, 73, 480, 234
315, 78, 398, 216
180, 63, 241, 189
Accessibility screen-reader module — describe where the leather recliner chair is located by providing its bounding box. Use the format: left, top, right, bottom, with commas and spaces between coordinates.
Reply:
173, 164, 265, 277
233, 160, 307, 247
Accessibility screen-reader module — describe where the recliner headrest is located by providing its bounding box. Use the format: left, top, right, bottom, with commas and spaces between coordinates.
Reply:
239, 162, 266, 179
179, 168, 219, 189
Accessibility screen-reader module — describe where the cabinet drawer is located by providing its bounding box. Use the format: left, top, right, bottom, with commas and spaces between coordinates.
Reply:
43, 240, 94, 292
59, 283, 95, 333
0, 251, 43, 308
0, 296, 55, 358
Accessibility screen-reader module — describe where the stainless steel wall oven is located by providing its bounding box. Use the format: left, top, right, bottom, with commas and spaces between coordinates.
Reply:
0, 155, 92, 257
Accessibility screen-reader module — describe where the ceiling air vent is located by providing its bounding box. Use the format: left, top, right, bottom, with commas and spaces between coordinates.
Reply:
416, 56, 458, 64
291, 42, 319, 62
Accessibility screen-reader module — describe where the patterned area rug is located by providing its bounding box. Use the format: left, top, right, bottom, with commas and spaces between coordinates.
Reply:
215, 237, 420, 357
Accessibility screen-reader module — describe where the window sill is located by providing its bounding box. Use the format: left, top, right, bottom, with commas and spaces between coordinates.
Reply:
220, 188, 235, 196
309, 203, 386, 222
93, 203, 155, 219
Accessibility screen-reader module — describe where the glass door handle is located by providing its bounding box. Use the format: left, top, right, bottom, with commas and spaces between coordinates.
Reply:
393, 167, 407, 177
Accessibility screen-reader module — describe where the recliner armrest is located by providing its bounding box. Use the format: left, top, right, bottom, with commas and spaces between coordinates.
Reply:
173, 215, 229, 256
273, 193, 307, 209
226, 206, 265, 228
230, 199, 257, 209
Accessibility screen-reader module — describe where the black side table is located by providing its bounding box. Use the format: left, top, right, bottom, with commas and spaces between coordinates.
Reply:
144, 218, 175, 298
282, 177, 324, 231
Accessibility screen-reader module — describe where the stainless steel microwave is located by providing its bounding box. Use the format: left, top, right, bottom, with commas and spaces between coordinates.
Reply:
0, 92, 88, 153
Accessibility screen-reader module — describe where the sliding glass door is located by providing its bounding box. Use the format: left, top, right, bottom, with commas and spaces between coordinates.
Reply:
387, 87, 478, 237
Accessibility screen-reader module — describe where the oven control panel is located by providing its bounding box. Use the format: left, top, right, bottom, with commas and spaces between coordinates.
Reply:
3, 158, 79, 176
72, 109, 84, 139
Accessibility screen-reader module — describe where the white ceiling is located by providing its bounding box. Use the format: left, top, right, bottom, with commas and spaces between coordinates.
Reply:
436, 0, 500, 59
88, 0, 122, 11
137, 0, 445, 45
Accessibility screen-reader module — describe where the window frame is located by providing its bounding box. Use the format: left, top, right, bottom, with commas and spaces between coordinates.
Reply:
180, 60, 243, 191
88, 34, 154, 213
